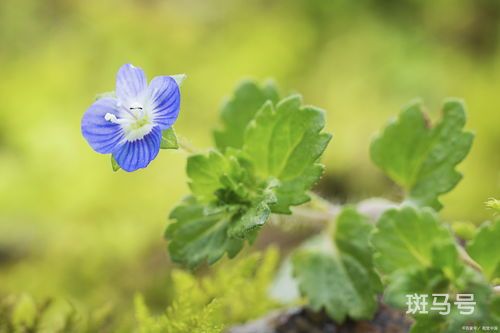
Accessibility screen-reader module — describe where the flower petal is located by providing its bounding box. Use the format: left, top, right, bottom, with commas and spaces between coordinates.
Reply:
147, 76, 181, 130
112, 126, 162, 172
116, 64, 147, 103
81, 98, 124, 154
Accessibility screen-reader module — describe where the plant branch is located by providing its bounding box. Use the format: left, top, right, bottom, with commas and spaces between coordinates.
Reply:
457, 244, 482, 272
177, 136, 198, 154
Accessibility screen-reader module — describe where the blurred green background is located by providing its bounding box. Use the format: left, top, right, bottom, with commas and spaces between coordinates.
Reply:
0, 0, 499, 330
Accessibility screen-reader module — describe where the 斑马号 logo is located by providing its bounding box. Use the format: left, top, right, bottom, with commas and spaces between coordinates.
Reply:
406, 293, 475, 315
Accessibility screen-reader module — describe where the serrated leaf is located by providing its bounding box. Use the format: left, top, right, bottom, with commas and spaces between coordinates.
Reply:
431, 241, 466, 284
165, 194, 274, 267
372, 206, 500, 333
169, 147, 278, 267
409, 283, 500, 333
160, 127, 178, 149
372, 206, 454, 275
384, 267, 450, 309
186, 150, 237, 203
467, 219, 500, 282
384, 241, 470, 309
243, 95, 332, 214
370, 100, 474, 210
292, 208, 380, 322
165, 197, 245, 268
186, 149, 266, 204
292, 251, 379, 323
214, 81, 279, 150
111, 155, 120, 172
227, 198, 272, 239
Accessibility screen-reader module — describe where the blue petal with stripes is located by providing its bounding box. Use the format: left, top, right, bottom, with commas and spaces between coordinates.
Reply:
81, 98, 124, 154
112, 126, 162, 172
116, 64, 148, 103
147, 76, 181, 130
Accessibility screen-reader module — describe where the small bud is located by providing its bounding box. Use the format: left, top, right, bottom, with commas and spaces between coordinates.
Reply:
485, 198, 500, 215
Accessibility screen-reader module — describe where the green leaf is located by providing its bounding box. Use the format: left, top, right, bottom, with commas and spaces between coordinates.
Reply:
111, 155, 120, 172
409, 315, 446, 333
431, 241, 466, 285
467, 219, 500, 282
292, 251, 378, 323
214, 81, 279, 150
370, 100, 474, 210
243, 95, 332, 213
334, 207, 382, 290
372, 206, 454, 275
372, 206, 500, 333
168, 148, 278, 267
227, 198, 273, 238
166, 193, 275, 268
383, 267, 450, 309
186, 149, 257, 204
409, 283, 500, 333
292, 208, 380, 322
383, 240, 471, 309
187, 150, 236, 203
383, 236, 476, 304
160, 127, 178, 149
165, 197, 245, 268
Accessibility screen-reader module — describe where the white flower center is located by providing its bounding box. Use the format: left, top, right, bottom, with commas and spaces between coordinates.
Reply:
105, 100, 154, 142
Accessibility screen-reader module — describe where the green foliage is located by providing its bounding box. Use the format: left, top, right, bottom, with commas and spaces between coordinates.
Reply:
166, 82, 331, 267
486, 198, 500, 216
367, 101, 498, 332
372, 206, 499, 332
0, 294, 114, 333
450, 220, 477, 241
135, 250, 280, 332
214, 81, 279, 151
166, 196, 247, 268
0, 294, 43, 333
372, 207, 469, 297
370, 100, 473, 210
467, 219, 500, 283
160, 128, 179, 150
166, 150, 276, 267
4, 1, 500, 332
200, 247, 280, 323
372, 207, 453, 274
409, 283, 500, 333
134, 275, 223, 333
111, 155, 120, 172
292, 207, 380, 322
243, 95, 332, 213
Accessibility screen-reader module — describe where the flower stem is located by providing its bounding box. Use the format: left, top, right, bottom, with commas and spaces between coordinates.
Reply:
457, 245, 482, 272
177, 136, 198, 154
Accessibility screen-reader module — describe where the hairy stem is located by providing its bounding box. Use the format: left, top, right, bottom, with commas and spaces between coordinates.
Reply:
177, 136, 198, 154
457, 245, 482, 272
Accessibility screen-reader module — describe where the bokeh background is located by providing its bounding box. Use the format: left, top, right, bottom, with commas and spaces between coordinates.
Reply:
0, 0, 499, 330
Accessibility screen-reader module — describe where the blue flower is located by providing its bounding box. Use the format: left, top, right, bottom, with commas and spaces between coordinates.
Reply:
81, 64, 182, 172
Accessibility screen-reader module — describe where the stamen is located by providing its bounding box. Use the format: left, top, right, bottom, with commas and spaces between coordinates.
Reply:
104, 113, 117, 122
104, 113, 131, 125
